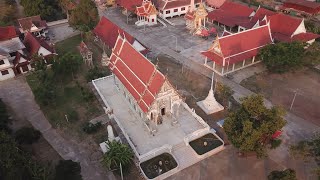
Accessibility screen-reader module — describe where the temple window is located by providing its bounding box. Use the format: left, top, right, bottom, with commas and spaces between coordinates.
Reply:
181, 7, 185, 11
174, 9, 178, 13
166, 10, 170, 14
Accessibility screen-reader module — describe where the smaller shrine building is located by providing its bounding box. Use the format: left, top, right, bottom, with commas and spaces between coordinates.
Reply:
202, 24, 273, 76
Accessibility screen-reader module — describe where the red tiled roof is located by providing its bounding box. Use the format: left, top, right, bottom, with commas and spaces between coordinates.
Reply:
219, 25, 273, 57
283, 0, 320, 14
117, 0, 143, 12
136, 1, 157, 16
93, 17, 135, 48
207, 1, 254, 27
156, 0, 201, 10
267, 14, 302, 37
23, 32, 54, 56
206, 0, 226, 8
251, 8, 277, 25
292, 32, 320, 42
109, 35, 165, 112
0, 26, 18, 41
18, 15, 47, 31
202, 24, 273, 65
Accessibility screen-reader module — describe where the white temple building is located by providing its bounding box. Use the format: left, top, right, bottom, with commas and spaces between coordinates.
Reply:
93, 34, 224, 179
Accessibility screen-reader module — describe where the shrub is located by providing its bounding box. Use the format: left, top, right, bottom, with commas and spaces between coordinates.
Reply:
270, 139, 282, 149
15, 127, 41, 144
82, 122, 102, 134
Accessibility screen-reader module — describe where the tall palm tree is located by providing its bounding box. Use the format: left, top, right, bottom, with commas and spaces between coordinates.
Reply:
102, 141, 133, 170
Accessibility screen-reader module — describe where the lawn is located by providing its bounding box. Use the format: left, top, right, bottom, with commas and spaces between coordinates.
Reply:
26, 35, 109, 140
55, 35, 82, 54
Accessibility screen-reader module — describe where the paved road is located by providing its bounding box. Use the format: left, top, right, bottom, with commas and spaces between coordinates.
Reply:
101, 8, 320, 179
0, 77, 115, 180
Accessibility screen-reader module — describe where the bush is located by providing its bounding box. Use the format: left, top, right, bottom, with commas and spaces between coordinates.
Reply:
82, 122, 102, 134
15, 127, 41, 144
54, 160, 82, 180
270, 139, 282, 149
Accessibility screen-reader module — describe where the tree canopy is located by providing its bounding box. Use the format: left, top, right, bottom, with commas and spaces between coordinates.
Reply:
0, 99, 11, 133
15, 127, 41, 144
69, 0, 99, 31
20, 0, 65, 21
54, 160, 82, 180
268, 169, 297, 180
0, 0, 16, 26
259, 42, 305, 73
223, 94, 286, 158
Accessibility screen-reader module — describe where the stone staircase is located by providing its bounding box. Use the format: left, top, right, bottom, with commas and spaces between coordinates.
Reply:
172, 142, 199, 169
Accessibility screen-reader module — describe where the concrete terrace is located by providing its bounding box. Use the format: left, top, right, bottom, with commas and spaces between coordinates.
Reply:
93, 76, 206, 155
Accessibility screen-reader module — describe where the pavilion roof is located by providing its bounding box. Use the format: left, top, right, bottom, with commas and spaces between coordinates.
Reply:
18, 15, 47, 31
136, 1, 158, 17
155, 0, 201, 10
109, 35, 165, 112
23, 32, 54, 56
206, 0, 226, 8
207, 1, 254, 27
116, 0, 143, 12
202, 24, 273, 65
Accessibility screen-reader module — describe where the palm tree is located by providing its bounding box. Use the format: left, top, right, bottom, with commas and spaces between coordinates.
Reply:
102, 141, 133, 170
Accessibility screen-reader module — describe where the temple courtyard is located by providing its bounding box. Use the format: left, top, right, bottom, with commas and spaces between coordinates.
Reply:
93, 75, 224, 179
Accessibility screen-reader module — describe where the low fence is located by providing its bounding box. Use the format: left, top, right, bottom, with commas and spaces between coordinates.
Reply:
47, 19, 68, 27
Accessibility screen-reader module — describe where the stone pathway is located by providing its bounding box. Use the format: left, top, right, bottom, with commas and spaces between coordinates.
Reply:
0, 77, 116, 180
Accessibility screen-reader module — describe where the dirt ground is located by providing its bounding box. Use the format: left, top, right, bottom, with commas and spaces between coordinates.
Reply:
241, 68, 320, 126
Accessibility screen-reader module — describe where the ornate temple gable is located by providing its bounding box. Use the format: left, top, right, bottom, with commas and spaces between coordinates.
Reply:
208, 38, 222, 56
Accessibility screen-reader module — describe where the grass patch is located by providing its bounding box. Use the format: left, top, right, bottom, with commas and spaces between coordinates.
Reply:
55, 35, 82, 54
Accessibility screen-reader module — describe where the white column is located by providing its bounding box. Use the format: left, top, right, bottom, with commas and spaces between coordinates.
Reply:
213, 61, 216, 69
252, 56, 255, 63
221, 66, 224, 75
204, 57, 208, 65
232, 63, 235, 71
243, 59, 246, 67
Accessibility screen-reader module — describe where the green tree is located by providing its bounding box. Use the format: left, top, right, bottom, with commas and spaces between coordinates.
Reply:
54, 160, 82, 180
290, 133, 320, 176
215, 82, 234, 107
0, 0, 16, 25
52, 53, 82, 79
69, 0, 99, 31
20, 0, 65, 21
85, 66, 109, 82
34, 80, 57, 106
259, 42, 305, 73
268, 169, 297, 180
102, 141, 133, 172
223, 94, 286, 158
15, 127, 41, 144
